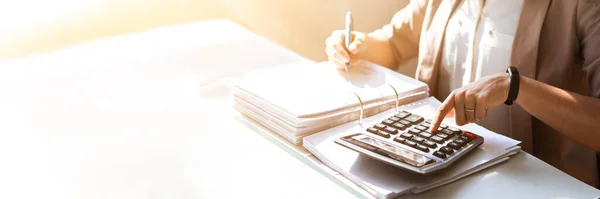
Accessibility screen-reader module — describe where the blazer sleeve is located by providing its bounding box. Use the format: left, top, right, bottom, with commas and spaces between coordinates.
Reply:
368, 0, 430, 69
577, 0, 600, 98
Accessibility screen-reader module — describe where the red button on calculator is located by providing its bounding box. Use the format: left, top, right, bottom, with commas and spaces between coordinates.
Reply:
462, 131, 477, 141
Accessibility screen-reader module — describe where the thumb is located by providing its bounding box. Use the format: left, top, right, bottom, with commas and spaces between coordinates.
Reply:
348, 36, 365, 55
348, 42, 360, 56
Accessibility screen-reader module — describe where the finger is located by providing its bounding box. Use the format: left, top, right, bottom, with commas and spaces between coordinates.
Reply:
430, 92, 456, 132
348, 42, 360, 55
328, 30, 345, 41
325, 34, 340, 47
325, 31, 347, 50
326, 45, 345, 67
464, 91, 477, 123
454, 90, 467, 126
330, 56, 347, 70
332, 52, 351, 69
333, 43, 350, 63
475, 95, 488, 122
326, 44, 348, 64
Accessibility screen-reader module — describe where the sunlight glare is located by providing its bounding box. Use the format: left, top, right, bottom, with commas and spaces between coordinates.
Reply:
0, 0, 105, 39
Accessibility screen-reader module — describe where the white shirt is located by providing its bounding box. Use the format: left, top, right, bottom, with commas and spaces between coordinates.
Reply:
437, 0, 523, 136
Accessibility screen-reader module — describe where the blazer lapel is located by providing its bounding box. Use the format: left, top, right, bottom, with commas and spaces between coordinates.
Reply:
417, 0, 460, 96
511, 0, 551, 79
509, 0, 551, 153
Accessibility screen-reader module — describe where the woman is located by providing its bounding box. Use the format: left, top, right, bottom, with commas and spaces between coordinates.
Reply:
325, 0, 600, 187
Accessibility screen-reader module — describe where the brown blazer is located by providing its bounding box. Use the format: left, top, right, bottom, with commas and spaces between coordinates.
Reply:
371, 0, 600, 187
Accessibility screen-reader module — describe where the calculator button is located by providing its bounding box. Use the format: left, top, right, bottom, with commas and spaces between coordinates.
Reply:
448, 127, 462, 134
400, 133, 414, 139
393, 123, 407, 130
403, 140, 417, 147
395, 111, 411, 119
457, 135, 469, 142
448, 142, 461, 150
393, 137, 406, 144
405, 115, 424, 124
383, 127, 399, 134
440, 124, 449, 129
388, 116, 401, 122
382, 119, 395, 126
416, 144, 430, 152
366, 127, 378, 134
440, 147, 455, 155
418, 132, 432, 139
374, 124, 387, 130
423, 141, 437, 148
437, 133, 450, 140
431, 136, 445, 144
411, 137, 425, 144
433, 151, 447, 159
375, 130, 391, 138
408, 129, 421, 135
454, 139, 467, 146
436, 127, 444, 132
415, 125, 427, 131
399, 120, 412, 126
420, 122, 431, 128
462, 131, 478, 141
440, 129, 454, 136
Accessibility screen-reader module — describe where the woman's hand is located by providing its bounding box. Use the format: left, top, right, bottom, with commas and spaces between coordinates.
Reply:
429, 73, 511, 132
325, 30, 368, 71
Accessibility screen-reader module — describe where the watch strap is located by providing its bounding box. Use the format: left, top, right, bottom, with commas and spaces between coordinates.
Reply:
504, 67, 520, 105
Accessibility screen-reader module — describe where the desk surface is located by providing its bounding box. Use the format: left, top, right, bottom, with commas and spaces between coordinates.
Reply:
0, 19, 598, 199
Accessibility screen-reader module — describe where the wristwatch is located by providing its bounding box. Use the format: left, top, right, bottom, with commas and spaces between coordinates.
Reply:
504, 67, 520, 105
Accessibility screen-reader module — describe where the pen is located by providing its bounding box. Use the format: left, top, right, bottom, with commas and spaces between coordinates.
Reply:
345, 11, 353, 72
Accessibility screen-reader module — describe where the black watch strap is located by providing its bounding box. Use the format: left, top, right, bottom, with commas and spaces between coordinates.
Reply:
504, 67, 520, 105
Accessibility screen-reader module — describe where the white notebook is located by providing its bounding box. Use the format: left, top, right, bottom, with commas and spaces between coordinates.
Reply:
234, 61, 427, 123
233, 61, 428, 144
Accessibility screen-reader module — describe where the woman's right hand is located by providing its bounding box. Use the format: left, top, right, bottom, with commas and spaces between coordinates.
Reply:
325, 30, 368, 71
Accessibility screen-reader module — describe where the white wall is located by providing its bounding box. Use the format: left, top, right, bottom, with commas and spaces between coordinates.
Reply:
0, 0, 416, 75
219, 0, 417, 75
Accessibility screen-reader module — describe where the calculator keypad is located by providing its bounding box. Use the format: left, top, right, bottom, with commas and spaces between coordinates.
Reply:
358, 110, 482, 165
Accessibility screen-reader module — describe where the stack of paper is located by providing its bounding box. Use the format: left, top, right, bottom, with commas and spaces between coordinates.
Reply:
232, 61, 429, 144
303, 97, 521, 198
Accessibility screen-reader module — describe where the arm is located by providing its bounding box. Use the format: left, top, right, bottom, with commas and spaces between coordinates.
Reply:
428, 73, 600, 151
516, 77, 600, 151
365, 0, 429, 70
521, 0, 600, 151
325, 0, 429, 70
429, 0, 600, 151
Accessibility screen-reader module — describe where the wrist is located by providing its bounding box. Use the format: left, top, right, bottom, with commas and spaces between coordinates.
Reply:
502, 73, 511, 101
515, 75, 528, 105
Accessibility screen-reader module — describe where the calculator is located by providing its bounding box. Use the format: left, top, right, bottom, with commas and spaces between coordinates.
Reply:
334, 110, 483, 174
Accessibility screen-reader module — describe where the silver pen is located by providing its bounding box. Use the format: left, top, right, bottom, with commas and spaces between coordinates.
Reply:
345, 11, 353, 72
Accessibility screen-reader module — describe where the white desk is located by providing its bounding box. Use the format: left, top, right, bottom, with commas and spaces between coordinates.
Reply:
0, 19, 598, 199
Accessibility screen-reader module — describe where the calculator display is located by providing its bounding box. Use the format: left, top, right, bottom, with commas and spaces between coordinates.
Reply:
351, 134, 434, 167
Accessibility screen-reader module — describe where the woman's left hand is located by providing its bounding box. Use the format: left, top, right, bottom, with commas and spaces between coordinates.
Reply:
429, 73, 511, 132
